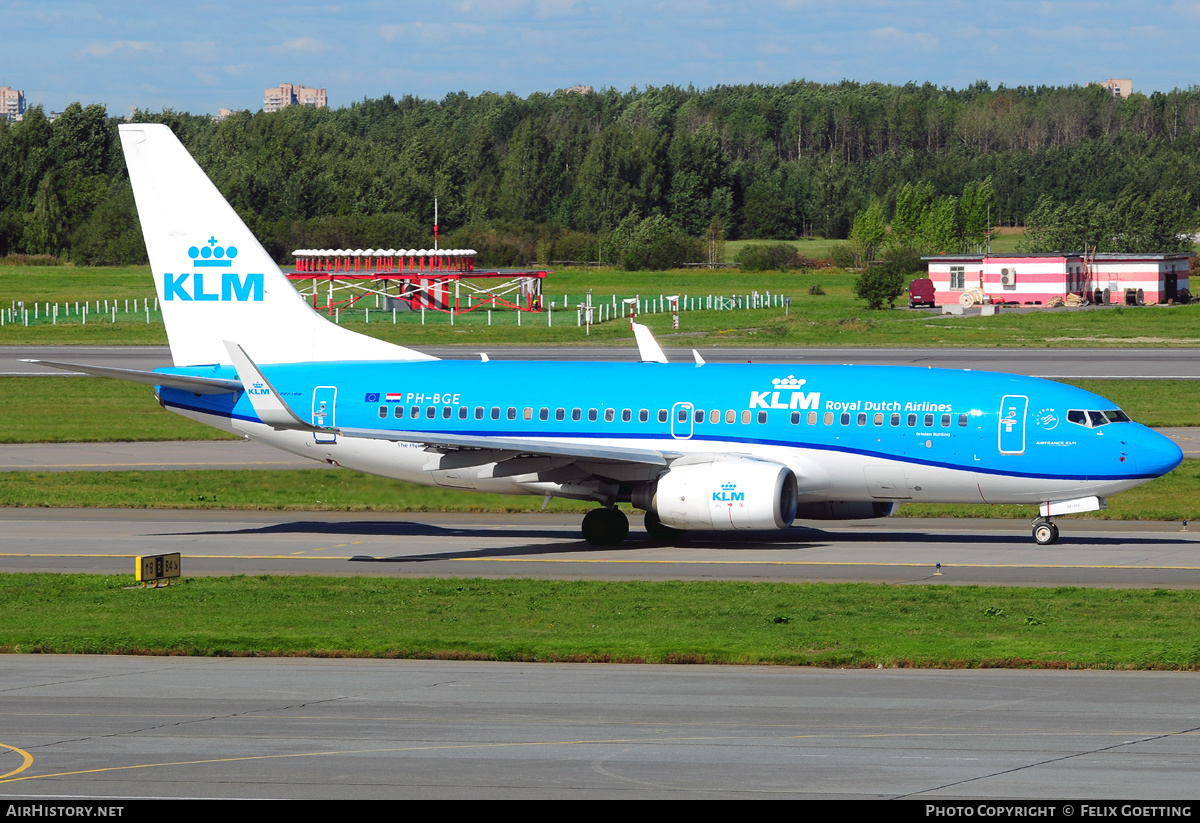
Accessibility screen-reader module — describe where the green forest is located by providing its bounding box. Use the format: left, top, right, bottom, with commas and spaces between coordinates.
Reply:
3, 80, 1200, 268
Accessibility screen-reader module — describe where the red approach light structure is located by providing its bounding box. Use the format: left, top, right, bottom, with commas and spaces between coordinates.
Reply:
289, 248, 548, 315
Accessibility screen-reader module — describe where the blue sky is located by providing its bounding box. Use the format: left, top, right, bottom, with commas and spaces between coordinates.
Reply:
4, 1, 1199, 115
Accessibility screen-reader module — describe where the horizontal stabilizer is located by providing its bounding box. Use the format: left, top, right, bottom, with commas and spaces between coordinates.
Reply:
23, 360, 242, 394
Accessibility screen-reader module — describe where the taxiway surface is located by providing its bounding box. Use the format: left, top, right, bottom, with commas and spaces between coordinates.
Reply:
5, 345, 1200, 378
1, 656, 1197, 799
3, 509, 1197, 587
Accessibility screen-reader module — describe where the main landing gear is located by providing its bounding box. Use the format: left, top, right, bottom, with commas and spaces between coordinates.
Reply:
643, 510, 687, 544
1032, 516, 1060, 546
582, 507, 629, 547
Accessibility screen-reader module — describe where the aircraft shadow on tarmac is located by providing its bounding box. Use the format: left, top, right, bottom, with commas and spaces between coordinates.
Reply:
156, 520, 1195, 564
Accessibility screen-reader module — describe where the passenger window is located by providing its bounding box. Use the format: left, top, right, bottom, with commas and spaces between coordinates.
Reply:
573, 408, 582, 421
790, 412, 801, 424
694, 409, 704, 423
808, 412, 817, 425
958, 414, 968, 427
639, 409, 649, 423
726, 410, 736, 424
443, 406, 452, 419
523, 407, 533, 420
556, 408, 565, 421
709, 409, 719, 424
459, 406, 468, 420
924, 414, 934, 427
427, 406, 436, 419
857, 412, 867, 426
474, 406, 484, 419
658, 409, 668, 423
890, 413, 900, 426
491, 407, 500, 420
622, 409, 632, 422
378, 406, 387, 418
824, 412, 834, 425
588, 408, 598, 421
394, 406, 403, 419
507, 407, 517, 420
539, 407, 549, 421
742, 410, 752, 424
907, 414, 916, 426
874, 413, 883, 426
677, 408, 688, 423
941, 414, 950, 427
840, 413, 850, 425
605, 409, 615, 422
757, 411, 767, 423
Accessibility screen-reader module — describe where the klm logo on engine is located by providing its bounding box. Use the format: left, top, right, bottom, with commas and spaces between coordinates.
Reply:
749, 375, 820, 410
712, 482, 744, 502
163, 237, 263, 301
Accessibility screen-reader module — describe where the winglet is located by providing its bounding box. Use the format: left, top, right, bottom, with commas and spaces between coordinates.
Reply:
222, 341, 323, 431
632, 323, 668, 363
692, 349, 706, 366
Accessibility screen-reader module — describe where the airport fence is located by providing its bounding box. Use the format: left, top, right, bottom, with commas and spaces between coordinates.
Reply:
2, 290, 791, 329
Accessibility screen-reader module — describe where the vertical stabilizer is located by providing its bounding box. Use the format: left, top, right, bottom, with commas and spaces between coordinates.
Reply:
119, 124, 435, 366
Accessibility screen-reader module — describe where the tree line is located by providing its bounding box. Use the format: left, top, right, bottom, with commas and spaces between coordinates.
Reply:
3, 80, 1200, 267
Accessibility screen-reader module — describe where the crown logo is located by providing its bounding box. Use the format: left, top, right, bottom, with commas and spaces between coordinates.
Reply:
721, 482, 737, 490
188, 236, 238, 268
771, 375, 806, 389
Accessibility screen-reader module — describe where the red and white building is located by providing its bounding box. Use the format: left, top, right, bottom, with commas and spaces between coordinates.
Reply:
923, 252, 1192, 306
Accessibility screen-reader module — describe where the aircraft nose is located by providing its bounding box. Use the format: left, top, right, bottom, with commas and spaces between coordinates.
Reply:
1133, 427, 1183, 477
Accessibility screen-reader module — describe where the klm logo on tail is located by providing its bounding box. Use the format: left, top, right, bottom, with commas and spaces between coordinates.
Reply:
163, 237, 263, 301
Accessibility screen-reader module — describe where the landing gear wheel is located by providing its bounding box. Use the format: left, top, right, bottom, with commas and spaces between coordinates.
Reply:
1032, 519, 1059, 546
643, 510, 687, 543
582, 507, 629, 547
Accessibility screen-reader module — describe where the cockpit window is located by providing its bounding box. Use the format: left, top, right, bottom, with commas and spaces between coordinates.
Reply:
1068, 408, 1131, 428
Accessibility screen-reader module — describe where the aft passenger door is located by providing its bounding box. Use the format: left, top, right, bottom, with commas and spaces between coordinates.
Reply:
312, 386, 337, 444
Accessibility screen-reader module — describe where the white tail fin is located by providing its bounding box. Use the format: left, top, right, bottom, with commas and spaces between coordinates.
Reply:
119, 124, 434, 366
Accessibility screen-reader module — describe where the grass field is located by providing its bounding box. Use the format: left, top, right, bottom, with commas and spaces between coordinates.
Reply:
5, 262, 1199, 347
2, 574, 1197, 668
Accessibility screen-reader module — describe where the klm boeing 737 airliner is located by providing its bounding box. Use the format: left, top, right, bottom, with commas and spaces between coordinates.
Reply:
34, 125, 1183, 547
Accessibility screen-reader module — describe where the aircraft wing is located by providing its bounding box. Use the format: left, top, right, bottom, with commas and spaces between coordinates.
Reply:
337, 427, 671, 466
223, 340, 674, 468
23, 360, 243, 395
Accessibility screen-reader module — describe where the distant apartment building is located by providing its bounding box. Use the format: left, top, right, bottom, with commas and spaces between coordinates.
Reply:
0, 86, 26, 122
263, 83, 326, 112
1096, 78, 1133, 98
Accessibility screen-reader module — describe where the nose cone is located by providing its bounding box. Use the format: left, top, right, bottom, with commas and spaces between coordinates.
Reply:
1134, 427, 1183, 477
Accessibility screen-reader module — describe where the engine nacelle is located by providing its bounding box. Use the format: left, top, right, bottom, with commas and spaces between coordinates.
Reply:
635, 460, 798, 531
794, 501, 899, 520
